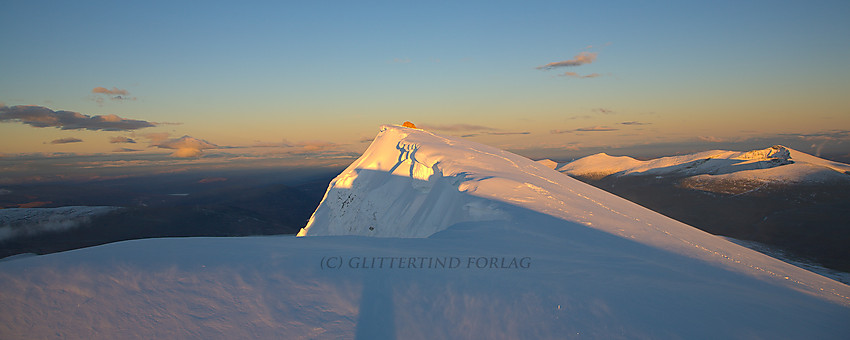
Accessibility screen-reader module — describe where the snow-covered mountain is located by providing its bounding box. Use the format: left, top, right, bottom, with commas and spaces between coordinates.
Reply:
1, 125, 849, 339
558, 145, 850, 186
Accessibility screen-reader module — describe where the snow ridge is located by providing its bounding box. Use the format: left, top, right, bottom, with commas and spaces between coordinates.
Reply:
301, 125, 849, 305
559, 145, 850, 183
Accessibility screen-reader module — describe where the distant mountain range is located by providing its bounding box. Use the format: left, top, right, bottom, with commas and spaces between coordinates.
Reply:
545, 145, 850, 272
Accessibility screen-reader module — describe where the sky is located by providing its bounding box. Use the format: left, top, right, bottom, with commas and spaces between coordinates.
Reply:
2, 0, 849, 182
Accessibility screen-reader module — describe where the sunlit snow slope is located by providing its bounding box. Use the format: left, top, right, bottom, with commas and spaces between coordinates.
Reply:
1, 125, 849, 339
299, 125, 848, 303
558, 145, 850, 183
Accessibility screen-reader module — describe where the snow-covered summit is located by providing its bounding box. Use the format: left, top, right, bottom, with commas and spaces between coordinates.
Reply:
300, 125, 848, 304
559, 145, 850, 183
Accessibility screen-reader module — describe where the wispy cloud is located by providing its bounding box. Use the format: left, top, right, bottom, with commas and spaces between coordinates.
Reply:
92, 86, 135, 102
784, 130, 850, 141
551, 126, 618, 134
576, 126, 618, 132
109, 136, 136, 144
560, 72, 601, 78
537, 52, 597, 70
92, 87, 129, 96
142, 132, 171, 143
592, 108, 615, 114
154, 135, 218, 158
620, 121, 651, 125
294, 140, 339, 152
0, 105, 155, 131
50, 137, 83, 144
112, 147, 142, 152
698, 136, 725, 143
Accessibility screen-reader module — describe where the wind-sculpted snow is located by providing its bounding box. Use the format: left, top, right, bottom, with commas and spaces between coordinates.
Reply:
1, 125, 849, 339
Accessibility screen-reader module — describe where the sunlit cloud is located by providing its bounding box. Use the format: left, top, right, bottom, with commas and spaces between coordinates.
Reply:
0, 105, 155, 131
551, 126, 618, 134
49, 137, 83, 144
593, 108, 615, 114
92, 86, 135, 102
537, 52, 597, 70
109, 136, 136, 144
576, 126, 618, 132
154, 135, 218, 158
620, 121, 651, 125
92, 87, 128, 95
560, 72, 601, 78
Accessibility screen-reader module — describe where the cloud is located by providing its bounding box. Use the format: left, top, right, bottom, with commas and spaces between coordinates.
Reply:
592, 108, 615, 114
551, 126, 618, 134
109, 136, 136, 144
112, 148, 142, 152
486, 131, 531, 135
418, 123, 499, 132
576, 126, 618, 132
92, 87, 135, 102
784, 130, 850, 141
142, 132, 172, 143
698, 136, 725, 143
560, 72, 601, 78
153, 135, 218, 158
0, 105, 155, 131
620, 121, 651, 125
537, 52, 597, 70
0, 206, 120, 242
50, 137, 83, 144
295, 141, 340, 152
92, 87, 129, 96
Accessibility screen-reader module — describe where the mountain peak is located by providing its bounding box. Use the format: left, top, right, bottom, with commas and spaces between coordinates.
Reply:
299, 125, 849, 306
561, 145, 849, 184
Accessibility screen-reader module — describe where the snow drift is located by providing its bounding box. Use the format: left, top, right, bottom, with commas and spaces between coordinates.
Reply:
1, 125, 849, 339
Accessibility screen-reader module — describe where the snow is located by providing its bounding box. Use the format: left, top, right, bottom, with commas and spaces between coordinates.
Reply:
1, 125, 849, 339
558, 145, 850, 184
